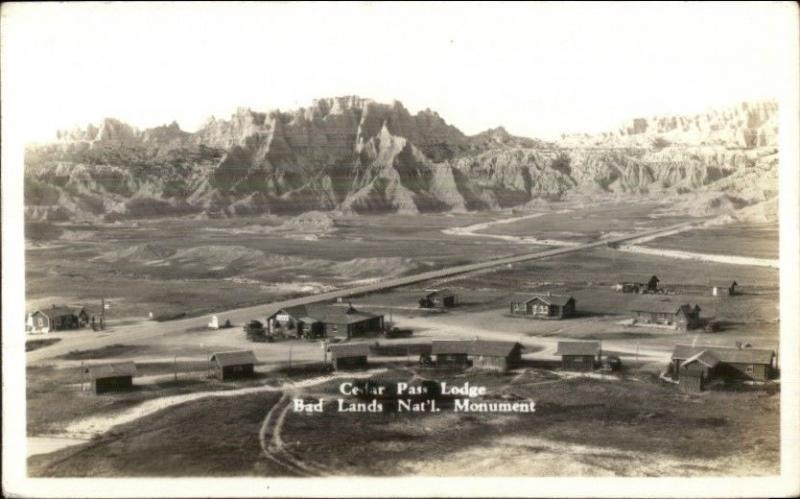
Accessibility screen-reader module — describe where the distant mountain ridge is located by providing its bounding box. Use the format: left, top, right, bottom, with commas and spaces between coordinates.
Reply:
24, 97, 778, 222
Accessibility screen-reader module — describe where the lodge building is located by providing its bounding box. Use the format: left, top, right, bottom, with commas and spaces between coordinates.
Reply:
509, 294, 576, 319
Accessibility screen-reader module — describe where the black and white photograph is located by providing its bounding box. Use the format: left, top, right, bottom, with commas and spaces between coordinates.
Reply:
2, 2, 799, 497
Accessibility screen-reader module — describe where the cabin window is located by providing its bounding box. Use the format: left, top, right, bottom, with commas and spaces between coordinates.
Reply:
745, 365, 754, 375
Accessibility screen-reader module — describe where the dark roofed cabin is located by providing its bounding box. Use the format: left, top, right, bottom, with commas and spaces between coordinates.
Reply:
711, 280, 738, 297
510, 294, 576, 319
28, 305, 90, 333
84, 362, 137, 394
678, 350, 720, 392
431, 340, 472, 369
419, 289, 459, 309
210, 350, 258, 381
328, 343, 369, 370
555, 341, 600, 371
670, 344, 776, 385
631, 301, 701, 330
313, 305, 385, 340
469, 341, 523, 371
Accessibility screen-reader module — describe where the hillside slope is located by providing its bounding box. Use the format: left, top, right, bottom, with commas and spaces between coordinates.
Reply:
24, 97, 778, 221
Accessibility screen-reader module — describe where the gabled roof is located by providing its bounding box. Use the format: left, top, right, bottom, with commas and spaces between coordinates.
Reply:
308, 305, 382, 325
681, 350, 720, 369
84, 362, 137, 379
328, 343, 370, 358
556, 341, 601, 356
671, 345, 775, 365
630, 299, 687, 314
37, 306, 79, 320
432, 340, 473, 355
469, 340, 521, 357
210, 350, 258, 367
425, 288, 456, 299
270, 305, 309, 320
513, 294, 574, 307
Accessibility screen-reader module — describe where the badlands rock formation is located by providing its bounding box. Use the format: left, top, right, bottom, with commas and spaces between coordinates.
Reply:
24, 97, 778, 221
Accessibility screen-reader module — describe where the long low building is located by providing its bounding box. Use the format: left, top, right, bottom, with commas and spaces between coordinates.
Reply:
329, 343, 370, 370
671, 344, 777, 390
209, 350, 258, 381
267, 304, 385, 340
555, 341, 601, 371
630, 300, 702, 331
429, 339, 523, 371
83, 362, 137, 394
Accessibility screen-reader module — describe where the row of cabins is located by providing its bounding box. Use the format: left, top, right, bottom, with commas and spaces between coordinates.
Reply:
616, 275, 739, 297
329, 340, 524, 372
266, 304, 385, 340
82, 350, 261, 394
26, 305, 95, 334
508, 293, 703, 331
671, 344, 777, 392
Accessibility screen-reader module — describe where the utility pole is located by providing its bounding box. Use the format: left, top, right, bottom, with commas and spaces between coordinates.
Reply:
100, 297, 106, 330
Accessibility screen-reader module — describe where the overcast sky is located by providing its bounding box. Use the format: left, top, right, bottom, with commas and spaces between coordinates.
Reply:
1, 2, 795, 142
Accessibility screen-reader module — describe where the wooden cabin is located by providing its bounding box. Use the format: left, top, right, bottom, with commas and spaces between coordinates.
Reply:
311, 305, 385, 340
209, 350, 258, 381
711, 280, 738, 297
630, 301, 701, 330
431, 340, 472, 368
555, 341, 601, 371
267, 305, 324, 338
469, 341, 523, 371
328, 343, 370, 370
84, 362, 137, 394
671, 344, 776, 385
510, 294, 576, 319
678, 350, 720, 392
27, 305, 88, 333
419, 289, 459, 309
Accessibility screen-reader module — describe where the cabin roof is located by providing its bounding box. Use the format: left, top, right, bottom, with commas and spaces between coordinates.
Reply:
308, 305, 381, 325
84, 362, 137, 379
210, 350, 258, 367
424, 288, 456, 298
36, 306, 79, 319
671, 345, 775, 365
431, 340, 473, 355
470, 340, 521, 357
555, 341, 601, 356
514, 294, 574, 307
328, 343, 370, 358
630, 299, 687, 314
681, 350, 721, 369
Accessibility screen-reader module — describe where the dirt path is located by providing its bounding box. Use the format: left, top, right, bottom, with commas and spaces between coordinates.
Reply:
619, 244, 779, 268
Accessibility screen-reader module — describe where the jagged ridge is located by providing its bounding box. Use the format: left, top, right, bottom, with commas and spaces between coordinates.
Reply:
24, 97, 778, 221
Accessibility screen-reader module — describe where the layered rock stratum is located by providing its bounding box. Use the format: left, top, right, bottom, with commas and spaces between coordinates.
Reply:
24, 97, 778, 222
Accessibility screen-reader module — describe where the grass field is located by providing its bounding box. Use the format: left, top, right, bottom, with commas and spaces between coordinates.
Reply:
28, 368, 779, 477
640, 223, 779, 259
